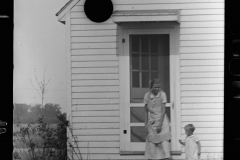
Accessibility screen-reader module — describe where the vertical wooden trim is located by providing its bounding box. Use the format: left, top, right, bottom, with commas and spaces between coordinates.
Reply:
118, 26, 126, 151
169, 30, 177, 151
66, 11, 72, 126
174, 26, 182, 151
65, 11, 72, 159
124, 29, 131, 151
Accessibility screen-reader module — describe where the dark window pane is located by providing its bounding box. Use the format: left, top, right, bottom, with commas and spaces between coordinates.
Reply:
141, 54, 149, 70
130, 107, 145, 123
151, 36, 158, 53
132, 71, 140, 87
142, 72, 149, 88
151, 72, 158, 80
132, 54, 140, 70
132, 36, 140, 52
159, 35, 169, 56
151, 54, 158, 70
131, 126, 146, 142
141, 36, 149, 52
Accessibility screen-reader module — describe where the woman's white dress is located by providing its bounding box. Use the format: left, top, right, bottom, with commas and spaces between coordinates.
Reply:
144, 91, 171, 159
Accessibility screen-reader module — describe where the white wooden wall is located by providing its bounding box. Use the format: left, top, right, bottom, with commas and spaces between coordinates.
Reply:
69, 0, 224, 159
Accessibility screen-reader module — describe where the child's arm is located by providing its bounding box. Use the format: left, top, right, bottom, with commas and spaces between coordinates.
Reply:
179, 139, 185, 146
196, 141, 201, 156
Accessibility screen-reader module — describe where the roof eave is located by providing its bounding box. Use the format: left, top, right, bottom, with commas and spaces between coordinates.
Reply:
56, 0, 80, 24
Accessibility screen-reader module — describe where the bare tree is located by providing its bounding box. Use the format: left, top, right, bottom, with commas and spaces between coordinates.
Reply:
30, 67, 50, 116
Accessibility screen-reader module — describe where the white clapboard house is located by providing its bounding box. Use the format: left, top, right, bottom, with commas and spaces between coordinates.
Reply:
56, 0, 224, 159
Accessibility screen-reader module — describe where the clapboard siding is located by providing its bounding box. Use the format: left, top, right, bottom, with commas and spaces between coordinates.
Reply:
181, 109, 223, 115
71, 42, 117, 49
180, 28, 223, 34
72, 30, 117, 37
71, 55, 118, 61
181, 72, 224, 78
181, 84, 223, 91
72, 36, 117, 43
180, 46, 224, 53
181, 53, 224, 59
181, 60, 223, 66
180, 34, 224, 41
72, 99, 119, 105
72, 61, 119, 68
72, 68, 118, 74
66, 0, 224, 159
72, 105, 119, 111
73, 123, 120, 129
72, 142, 119, 148
72, 110, 119, 117
71, 24, 118, 31
75, 135, 120, 142
72, 49, 117, 55
181, 91, 223, 97
72, 86, 119, 92
180, 78, 223, 84
181, 66, 223, 72
73, 129, 119, 136
180, 40, 223, 46
72, 92, 119, 99
72, 74, 119, 80
72, 117, 120, 123
181, 97, 223, 103
181, 21, 224, 28
181, 103, 223, 109
181, 115, 223, 122
72, 80, 119, 86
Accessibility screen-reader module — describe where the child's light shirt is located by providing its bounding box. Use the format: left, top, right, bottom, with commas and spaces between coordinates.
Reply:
183, 135, 199, 160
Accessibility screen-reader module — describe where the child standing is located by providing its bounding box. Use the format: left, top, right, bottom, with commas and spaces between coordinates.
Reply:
179, 124, 201, 160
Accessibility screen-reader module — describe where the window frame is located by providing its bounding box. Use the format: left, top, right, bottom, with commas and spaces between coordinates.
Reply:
118, 23, 181, 154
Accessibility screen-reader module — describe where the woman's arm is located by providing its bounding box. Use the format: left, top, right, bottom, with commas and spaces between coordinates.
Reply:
157, 103, 166, 133
144, 104, 148, 129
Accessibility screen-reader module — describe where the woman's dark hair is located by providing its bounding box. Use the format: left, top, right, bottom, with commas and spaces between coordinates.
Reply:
149, 78, 161, 89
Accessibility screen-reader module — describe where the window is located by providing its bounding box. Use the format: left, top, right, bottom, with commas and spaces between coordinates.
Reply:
119, 25, 181, 153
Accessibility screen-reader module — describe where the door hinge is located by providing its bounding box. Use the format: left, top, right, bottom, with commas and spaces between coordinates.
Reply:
122, 38, 125, 43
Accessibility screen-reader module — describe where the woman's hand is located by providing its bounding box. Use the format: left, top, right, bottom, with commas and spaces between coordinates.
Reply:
145, 123, 149, 135
156, 125, 162, 133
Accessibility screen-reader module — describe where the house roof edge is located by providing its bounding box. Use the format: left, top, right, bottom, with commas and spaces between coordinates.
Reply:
56, 0, 80, 23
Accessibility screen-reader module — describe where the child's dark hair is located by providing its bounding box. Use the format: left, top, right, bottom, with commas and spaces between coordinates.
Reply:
184, 124, 195, 133
149, 79, 162, 89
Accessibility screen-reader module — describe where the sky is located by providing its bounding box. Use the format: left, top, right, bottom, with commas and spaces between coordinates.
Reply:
14, 0, 69, 112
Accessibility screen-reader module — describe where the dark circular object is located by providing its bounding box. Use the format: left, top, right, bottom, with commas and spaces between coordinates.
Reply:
84, 0, 113, 23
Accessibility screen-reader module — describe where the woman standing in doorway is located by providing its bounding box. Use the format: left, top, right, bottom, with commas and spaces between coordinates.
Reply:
144, 79, 171, 160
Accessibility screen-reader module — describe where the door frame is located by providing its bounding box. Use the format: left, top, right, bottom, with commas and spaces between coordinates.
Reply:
118, 23, 181, 153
